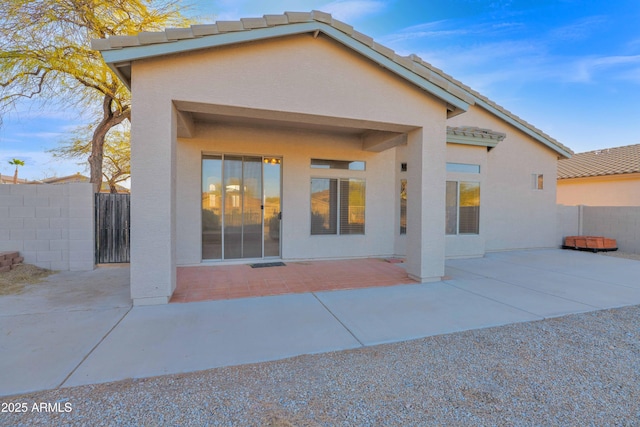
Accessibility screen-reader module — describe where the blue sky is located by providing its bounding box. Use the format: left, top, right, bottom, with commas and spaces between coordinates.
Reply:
2, 0, 639, 180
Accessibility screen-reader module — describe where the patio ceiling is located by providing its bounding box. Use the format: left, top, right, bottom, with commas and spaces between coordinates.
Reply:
174, 100, 417, 152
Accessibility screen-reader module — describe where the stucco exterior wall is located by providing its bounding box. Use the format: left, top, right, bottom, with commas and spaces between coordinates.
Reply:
447, 105, 560, 252
557, 174, 640, 206
134, 34, 446, 128
0, 183, 94, 271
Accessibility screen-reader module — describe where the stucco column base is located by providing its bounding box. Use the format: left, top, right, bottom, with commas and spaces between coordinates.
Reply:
133, 296, 170, 306
408, 274, 442, 283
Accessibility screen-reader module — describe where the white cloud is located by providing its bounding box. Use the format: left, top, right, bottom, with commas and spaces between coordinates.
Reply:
571, 55, 640, 83
549, 15, 607, 42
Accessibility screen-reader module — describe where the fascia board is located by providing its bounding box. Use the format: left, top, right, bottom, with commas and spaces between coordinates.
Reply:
100, 22, 320, 65
447, 134, 499, 148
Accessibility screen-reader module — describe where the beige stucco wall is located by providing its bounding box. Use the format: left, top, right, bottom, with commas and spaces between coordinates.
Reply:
447, 105, 561, 252
130, 32, 449, 303
557, 174, 640, 206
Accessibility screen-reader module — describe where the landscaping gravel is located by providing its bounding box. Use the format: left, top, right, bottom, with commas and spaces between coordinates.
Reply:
2, 305, 639, 426
600, 251, 640, 262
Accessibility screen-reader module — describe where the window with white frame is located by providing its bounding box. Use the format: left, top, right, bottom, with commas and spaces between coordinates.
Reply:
532, 174, 544, 190
446, 181, 480, 235
311, 178, 366, 235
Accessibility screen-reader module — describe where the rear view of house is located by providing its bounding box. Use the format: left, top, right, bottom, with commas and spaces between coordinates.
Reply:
93, 11, 572, 305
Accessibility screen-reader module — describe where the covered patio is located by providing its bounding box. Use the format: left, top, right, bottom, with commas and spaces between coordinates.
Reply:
171, 258, 417, 303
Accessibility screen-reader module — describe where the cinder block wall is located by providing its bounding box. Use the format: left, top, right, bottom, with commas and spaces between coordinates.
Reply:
557, 205, 581, 246
0, 183, 95, 270
582, 206, 640, 254
557, 204, 640, 254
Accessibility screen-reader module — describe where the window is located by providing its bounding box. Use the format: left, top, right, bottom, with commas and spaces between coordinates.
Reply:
311, 159, 365, 171
311, 178, 365, 235
446, 181, 480, 235
446, 163, 480, 173
532, 174, 544, 190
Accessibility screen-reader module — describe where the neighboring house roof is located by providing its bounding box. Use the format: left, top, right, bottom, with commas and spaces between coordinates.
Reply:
0, 176, 34, 184
41, 173, 90, 184
558, 144, 640, 179
92, 10, 573, 159
41, 173, 130, 193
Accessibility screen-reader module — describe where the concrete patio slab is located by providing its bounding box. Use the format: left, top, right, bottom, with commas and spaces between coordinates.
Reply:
0, 265, 130, 316
0, 307, 130, 396
446, 277, 597, 318
315, 282, 541, 346
2, 249, 640, 397
0, 266, 131, 396
63, 293, 361, 388
486, 269, 640, 309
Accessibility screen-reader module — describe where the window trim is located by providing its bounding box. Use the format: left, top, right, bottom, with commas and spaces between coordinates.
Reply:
446, 162, 481, 174
310, 159, 366, 171
310, 177, 366, 236
532, 173, 544, 190
446, 180, 480, 235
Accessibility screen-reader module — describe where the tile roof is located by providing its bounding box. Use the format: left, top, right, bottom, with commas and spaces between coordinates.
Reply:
92, 10, 573, 158
557, 144, 640, 179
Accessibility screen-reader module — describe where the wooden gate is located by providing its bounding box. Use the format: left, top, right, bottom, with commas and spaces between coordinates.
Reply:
95, 193, 130, 263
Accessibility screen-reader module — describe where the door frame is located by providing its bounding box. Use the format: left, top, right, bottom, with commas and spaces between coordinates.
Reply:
201, 153, 282, 261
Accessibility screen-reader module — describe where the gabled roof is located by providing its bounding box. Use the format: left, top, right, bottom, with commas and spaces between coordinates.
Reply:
558, 144, 640, 179
92, 10, 573, 158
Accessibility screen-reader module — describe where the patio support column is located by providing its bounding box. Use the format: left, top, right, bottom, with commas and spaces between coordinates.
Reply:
405, 124, 446, 282
129, 99, 177, 305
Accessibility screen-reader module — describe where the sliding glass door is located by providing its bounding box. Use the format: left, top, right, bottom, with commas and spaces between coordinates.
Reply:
202, 155, 281, 260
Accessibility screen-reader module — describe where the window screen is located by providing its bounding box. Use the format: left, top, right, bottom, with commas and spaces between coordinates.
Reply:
311, 178, 365, 235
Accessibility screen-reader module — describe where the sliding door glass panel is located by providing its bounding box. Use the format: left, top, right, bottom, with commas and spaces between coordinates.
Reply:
263, 159, 281, 257
223, 156, 243, 259
242, 157, 263, 258
202, 156, 222, 259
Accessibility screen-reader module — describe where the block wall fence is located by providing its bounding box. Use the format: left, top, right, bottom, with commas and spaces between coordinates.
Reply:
0, 183, 95, 270
557, 205, 640, 254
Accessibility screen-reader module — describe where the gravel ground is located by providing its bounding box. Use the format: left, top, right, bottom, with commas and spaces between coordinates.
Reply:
599, 251, 640, 262
2, 305, 639, 426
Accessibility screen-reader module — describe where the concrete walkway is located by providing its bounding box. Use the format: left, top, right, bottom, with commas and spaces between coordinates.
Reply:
2, 249, 640, 397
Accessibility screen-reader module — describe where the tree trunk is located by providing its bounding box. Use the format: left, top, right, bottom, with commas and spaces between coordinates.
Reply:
13, 168, 18, 184
88, 94, 129, 193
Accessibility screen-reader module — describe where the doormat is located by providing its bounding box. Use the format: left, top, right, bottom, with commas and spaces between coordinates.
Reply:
249, 262, 286, 268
